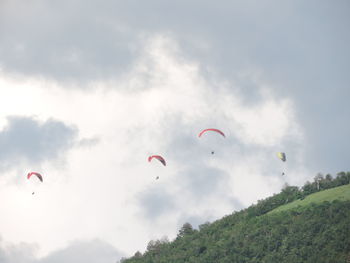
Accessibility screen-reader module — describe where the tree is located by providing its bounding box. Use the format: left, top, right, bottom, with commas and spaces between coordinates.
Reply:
199, 221, 211, 231
146, 240, 162, 253
177, 222, 195, 238
314, 173, 324, 190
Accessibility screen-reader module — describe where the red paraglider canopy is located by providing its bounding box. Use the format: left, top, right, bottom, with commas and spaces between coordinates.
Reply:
198, 128, 225, 138
148, 155, 166, 166
27, 172, 43, 182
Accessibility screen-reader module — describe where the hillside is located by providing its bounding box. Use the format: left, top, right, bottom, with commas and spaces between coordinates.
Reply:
120, 172, 350, 263
269, 183, 350, 215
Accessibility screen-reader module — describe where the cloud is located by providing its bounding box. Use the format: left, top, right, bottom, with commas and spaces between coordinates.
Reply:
0, 33, 307, 258
0, 0, 139, 82
0, 236, 37, 263
138, 187, 176, 220
0, 116, 77, 171
0, 237, 124, 263
129, 37, 302, 232
0, 0, 347, 260
77, 136, 100, 148
38, 239, 124, 263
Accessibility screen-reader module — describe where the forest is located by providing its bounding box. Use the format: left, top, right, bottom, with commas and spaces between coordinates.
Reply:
120, 172, 350, 263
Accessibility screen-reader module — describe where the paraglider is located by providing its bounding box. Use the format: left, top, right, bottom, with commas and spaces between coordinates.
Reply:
27, 172, 43, 182
276, 152, 286, 176
199, 128, 225, 154
198, 128, 225, 138
148, 155, 166, 166
148, 155, 166, 180
277, 152, 286, 162
27, 172, 43, 195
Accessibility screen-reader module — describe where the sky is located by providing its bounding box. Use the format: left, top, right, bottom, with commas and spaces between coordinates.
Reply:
0, 0, 349, 262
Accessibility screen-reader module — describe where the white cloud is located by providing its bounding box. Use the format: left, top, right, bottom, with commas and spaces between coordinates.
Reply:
0, 237, 123, 263
0, 34, 306, 259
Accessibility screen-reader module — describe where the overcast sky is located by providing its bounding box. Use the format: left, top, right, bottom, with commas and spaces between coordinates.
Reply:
0, 0, 349, 262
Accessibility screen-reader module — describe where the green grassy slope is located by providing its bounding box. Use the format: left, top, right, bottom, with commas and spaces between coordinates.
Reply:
268, 184, 350, 214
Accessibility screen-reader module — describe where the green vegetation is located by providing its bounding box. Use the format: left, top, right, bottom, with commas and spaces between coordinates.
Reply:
120, 172, 350, 263
269, 184, 350, 214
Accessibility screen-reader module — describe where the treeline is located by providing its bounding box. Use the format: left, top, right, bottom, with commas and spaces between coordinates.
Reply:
246, 171, 350, 217
120, 172, 350, 263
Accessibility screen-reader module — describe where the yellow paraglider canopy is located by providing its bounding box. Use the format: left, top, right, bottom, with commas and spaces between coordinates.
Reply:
277, 152, 286, 162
